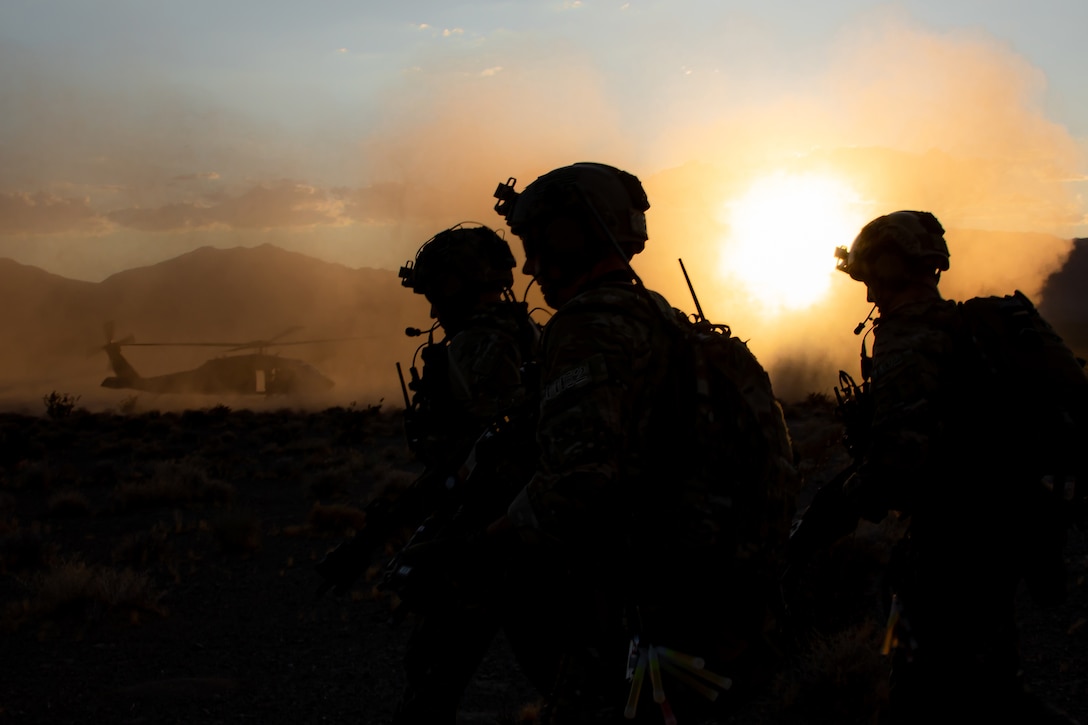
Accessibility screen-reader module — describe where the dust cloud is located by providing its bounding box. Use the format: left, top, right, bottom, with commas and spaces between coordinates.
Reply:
1, 13, 1085, 405
349, 17, 1084, 398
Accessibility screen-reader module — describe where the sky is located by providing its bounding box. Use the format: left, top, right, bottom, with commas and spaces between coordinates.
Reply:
2, 0, 1087, 396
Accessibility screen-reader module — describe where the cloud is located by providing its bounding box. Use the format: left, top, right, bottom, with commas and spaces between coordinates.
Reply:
171, 172, 221, 183
334, 183, 408, 224
107, 181, 343, 232
0, 192, 111, 235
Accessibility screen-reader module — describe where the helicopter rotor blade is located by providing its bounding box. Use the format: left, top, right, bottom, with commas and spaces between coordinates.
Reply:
228, 336, 364, 352
121, 341, 241, 347
94, 326, 360, 353
224, 326, 307, 352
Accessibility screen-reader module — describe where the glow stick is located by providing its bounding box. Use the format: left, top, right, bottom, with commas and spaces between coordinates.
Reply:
660, 660, 719, 702
660, 697, 678, 725
624, 648, 648, 719
657, 648, 732, 690
656, 647, 705, 670
649, 645, 665, 703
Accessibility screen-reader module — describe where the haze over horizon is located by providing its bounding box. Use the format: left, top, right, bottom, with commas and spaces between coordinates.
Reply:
3, 1, 1087, 402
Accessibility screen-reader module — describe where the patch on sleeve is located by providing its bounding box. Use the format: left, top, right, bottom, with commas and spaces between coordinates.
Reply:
541, 354, 609, 403
872, 350, 910, 379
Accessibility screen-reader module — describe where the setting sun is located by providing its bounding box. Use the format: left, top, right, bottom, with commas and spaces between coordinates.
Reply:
719, 171, 867, 314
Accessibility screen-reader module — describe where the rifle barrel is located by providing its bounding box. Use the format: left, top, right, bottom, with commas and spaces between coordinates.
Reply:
396, 362, 412, 408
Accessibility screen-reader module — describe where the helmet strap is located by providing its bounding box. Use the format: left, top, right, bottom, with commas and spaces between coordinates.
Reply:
572, 184, 645, 289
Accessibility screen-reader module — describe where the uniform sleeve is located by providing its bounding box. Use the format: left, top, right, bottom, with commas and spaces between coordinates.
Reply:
510, 299, 663, 543
446, 326, 526, 422
851, 318, 952, 516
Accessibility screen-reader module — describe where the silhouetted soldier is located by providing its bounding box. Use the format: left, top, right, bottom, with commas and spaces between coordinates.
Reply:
315, 224, 540, 724
797, 211, 1085, 724
488, 163, 795, 723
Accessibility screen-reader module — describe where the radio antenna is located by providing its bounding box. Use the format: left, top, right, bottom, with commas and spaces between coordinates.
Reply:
678, 258, 705, 323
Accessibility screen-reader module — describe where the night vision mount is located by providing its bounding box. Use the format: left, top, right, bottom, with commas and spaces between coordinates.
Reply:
493, 177, 519, 222
398, 260, 416, 290
834, 245, 850, 274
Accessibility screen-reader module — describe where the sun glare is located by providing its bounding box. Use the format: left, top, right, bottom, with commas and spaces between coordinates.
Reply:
719, 171, 866, 314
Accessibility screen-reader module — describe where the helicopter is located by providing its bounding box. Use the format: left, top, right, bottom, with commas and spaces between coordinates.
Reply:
98, 322, 341, 396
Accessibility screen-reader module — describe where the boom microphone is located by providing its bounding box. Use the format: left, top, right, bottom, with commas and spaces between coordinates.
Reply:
854, 304, 877, 335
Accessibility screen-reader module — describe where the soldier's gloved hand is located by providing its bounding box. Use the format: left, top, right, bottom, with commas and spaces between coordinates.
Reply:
379, 527, 498, 612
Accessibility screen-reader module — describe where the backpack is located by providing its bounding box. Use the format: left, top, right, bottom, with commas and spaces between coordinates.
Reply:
953, 290, 1087, 603
650, 292, 799, 570
956, 290, 1088, 481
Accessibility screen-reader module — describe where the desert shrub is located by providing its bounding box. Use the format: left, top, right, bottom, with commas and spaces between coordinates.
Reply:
113, 459, 235, 510
283, 436, 333, 457
47, 489, 92, 518
207, 404, 232, 419
117, 394, 140, 415
324, 401, 400, 444
113, 522, 176, 571
211, 511, 263, 554
306, 502, 367, 535
82, 459, 121, 488
371, 463, 419, 494
303, 459, 366, 500
6, 559, 165, 627
378, 441, 413, 466
10, 460, 51, 490
0, 525, 56, 572
41, 391, 80, 420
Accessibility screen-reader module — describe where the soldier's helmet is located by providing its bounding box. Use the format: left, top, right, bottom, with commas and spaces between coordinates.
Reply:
399, 224, 516, 305
494, 162, 650, 259
835, 210, 950, 283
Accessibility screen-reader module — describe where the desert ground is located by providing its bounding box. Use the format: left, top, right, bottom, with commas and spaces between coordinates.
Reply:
1, 394, 1084, 724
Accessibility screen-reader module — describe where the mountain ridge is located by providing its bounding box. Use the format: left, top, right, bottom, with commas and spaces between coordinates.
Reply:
0, 244, 431, 408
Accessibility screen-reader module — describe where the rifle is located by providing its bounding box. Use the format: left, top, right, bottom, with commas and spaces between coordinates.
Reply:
781, 369, 873, 610
315, 402, 537, 601
314, 463, 455, 599
315, 346, 469, 599
375, 408, 538, 613
834, 369, 872, 460
786, 462, 862, 561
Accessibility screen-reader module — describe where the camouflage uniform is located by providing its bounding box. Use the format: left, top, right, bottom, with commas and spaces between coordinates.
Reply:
447, 307, 532, 421
407, 305, 534, 469
849, 297, 1067, 723
505, 274, 779, 723
392, 302, 539, 725
508, 277, 675, 544
310, 222, 540, 723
